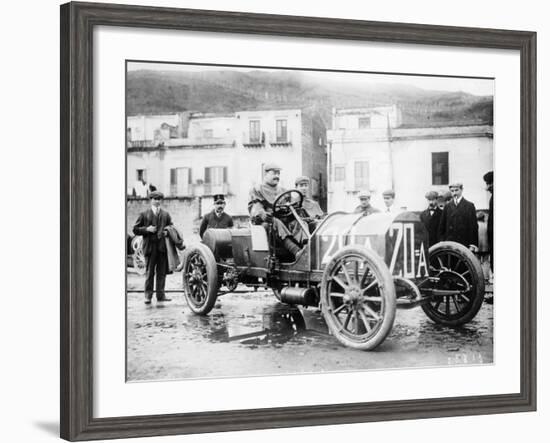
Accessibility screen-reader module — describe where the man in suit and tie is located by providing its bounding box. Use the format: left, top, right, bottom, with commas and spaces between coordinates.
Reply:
438, 183, 479, 252
133, 191, 174, 304
382, 189, 400, 214
420, 190, 443, 247
199, 194, 234, 238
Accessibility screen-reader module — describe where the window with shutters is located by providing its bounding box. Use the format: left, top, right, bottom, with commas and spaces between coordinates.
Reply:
432, 152, 449, 185
169, 167, 192, 196
334, 165, 345, 182
204, 166, 228, 195
354, 161, 370, 190
249, 120, 261, 143
276, 119, 288, 142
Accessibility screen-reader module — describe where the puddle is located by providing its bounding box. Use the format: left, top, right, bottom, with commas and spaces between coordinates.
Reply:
205, 303, 330, 348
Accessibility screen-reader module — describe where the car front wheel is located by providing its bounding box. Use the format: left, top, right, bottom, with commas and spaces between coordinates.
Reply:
321, 246, 396, 351
182, 243, 219, 315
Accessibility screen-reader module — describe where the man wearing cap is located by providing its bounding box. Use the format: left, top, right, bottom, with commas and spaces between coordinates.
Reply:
354, 190, 380, 216
437, 191, 453, 210
132, 191, 174, 304
420, 190, 443, 247
248, 163, 302, 259
199, 194, 234, 238
438, 183, 478, 252
483, 171, 494, 273
295, 176, 324, 219
382, 189, 399, 214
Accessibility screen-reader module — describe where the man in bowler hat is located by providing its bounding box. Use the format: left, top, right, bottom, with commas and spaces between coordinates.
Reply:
199, 194, 234, 238
420, 190, 443, 247
133, 191, 173, 304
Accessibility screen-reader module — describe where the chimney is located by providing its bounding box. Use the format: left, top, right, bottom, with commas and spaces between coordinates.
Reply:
177, 111, 191, 138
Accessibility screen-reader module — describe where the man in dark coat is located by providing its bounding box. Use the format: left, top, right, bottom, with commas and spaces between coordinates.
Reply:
132, 191, 173, 304
248, 163, 302, 259
199, 194, 234, 238
483, 171, 494, 272
295, 176, 324, 219
438, 183, 479, 252
420, 190, 443, 247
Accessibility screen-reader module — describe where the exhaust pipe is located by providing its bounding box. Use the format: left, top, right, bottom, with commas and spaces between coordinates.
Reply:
280, 287, 318, 306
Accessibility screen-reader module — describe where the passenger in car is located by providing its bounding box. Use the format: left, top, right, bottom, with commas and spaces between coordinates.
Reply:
353, 190, 381, 216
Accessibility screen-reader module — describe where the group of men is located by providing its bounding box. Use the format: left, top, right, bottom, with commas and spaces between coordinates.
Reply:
353, 189, 399, 215
419, 172, 494, 284
132, 163, 494, 304
132, 163, 323, 303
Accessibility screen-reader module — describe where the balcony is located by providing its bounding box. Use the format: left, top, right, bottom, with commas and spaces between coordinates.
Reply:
169, 184, 194, 198
243, 139, 265, 148
165, 137, 236, 149
194, 183, 230, 197
127, 140, 165, 150
269, 140, 292, 147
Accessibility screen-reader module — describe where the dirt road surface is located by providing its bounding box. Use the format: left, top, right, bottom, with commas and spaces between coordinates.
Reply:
126, 271, 493, 382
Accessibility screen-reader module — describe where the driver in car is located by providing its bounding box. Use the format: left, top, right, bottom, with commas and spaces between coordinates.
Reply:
248, 163, 303, 260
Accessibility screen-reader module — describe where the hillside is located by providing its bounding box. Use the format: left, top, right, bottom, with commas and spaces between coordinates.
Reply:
127, 69, 493, 128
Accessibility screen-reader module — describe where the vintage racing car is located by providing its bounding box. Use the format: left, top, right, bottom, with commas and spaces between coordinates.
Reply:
181, 190, 485, 351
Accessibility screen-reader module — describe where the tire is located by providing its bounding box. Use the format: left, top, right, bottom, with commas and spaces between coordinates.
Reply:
421, 241, 485, 326
182, 243, 219, 315
320, 246, 396, 351
131, 236, 146, 275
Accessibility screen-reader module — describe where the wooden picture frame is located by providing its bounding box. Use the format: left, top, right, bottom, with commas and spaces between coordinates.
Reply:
60, 1, 536, 440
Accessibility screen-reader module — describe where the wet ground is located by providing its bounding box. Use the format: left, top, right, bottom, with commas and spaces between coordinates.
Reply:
127, 271, 493, 381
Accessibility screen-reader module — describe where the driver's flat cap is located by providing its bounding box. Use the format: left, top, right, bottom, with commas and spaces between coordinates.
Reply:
449, 182, 463, 189
295, 175, 310, 185
264, 163, 281, 172
358, 189, 371, 198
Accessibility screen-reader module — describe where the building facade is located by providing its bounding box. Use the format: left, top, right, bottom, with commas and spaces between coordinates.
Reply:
327, 106, 493, 212
127, 108, 327, 217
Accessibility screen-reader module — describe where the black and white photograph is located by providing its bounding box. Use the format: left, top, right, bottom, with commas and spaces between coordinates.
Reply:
126, 61, 495, 382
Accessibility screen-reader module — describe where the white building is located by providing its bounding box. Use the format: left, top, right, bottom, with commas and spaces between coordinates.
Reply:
327, 106, 493, 212
127, 109, 327, 216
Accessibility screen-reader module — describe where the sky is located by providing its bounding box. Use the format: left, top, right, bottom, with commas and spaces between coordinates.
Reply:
127, 61, 494, 97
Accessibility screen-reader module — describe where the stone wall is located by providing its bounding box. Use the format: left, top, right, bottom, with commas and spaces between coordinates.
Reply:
127, 197, 251, 244
127, 197, 201, 242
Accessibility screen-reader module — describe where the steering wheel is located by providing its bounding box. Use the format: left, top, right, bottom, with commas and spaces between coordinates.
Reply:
272, 190, 304, 218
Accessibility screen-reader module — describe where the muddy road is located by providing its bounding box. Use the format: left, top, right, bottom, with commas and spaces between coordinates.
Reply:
127, 272, 493, 382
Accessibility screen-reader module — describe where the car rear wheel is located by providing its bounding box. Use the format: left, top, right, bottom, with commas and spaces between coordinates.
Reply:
421, 241, 485, 326
321, 246, 396, 351
182, 243, 219, 315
